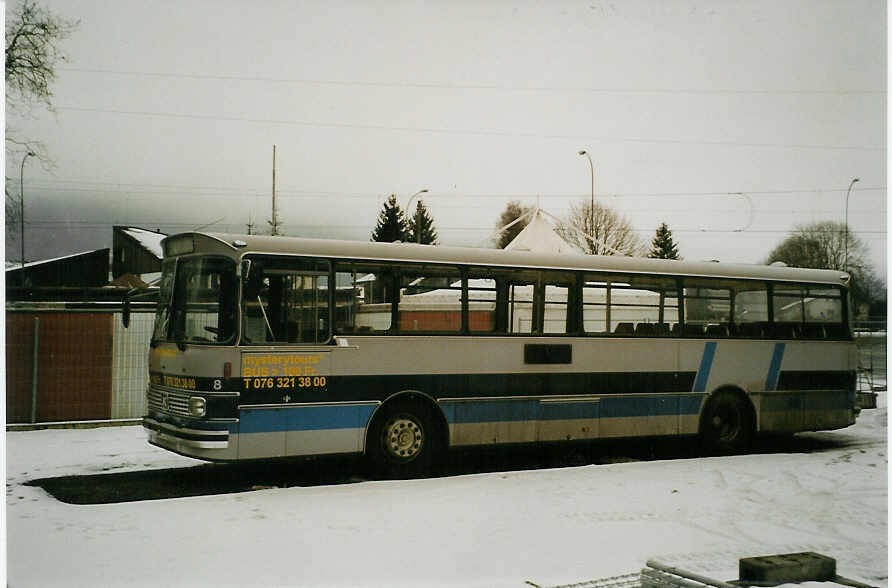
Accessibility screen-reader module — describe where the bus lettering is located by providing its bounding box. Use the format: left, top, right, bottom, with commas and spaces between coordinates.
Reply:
241, 376, 328, 392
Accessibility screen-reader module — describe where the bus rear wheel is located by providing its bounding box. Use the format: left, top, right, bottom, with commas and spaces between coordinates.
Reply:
700, 390, 755, 455
367, 401, 441, 478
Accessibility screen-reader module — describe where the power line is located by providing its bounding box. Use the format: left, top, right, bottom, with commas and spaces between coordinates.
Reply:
59, 67, 887, 97
27, 179, 887, 200
22, 219, 887, 236
54, 105, 885, 152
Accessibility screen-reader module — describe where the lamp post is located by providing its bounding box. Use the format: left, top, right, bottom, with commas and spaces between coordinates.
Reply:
844, 177, 860, 272
406, 188, 429, 244
578, 150, 594, 252
19, 151, 35, 267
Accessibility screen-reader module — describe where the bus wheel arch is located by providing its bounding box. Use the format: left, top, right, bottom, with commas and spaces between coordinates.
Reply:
698, 387, 756, 455
364, 391, 448, 477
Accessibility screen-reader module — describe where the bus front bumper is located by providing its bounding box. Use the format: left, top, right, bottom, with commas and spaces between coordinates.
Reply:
143, 417, 231, 451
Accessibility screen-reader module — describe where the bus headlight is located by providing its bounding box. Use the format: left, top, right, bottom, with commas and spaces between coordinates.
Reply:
189, 397, 207, 417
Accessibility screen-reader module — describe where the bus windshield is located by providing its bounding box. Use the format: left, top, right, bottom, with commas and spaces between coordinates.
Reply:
152, 256, 238, 345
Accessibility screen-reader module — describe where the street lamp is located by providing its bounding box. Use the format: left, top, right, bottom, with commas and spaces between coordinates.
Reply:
578, 150, 594, 251
844, 177, 860, 272
19, 151, 35, 268
406, 188, 429, 244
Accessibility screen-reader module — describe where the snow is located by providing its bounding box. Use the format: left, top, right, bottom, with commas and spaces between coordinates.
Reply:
6, 406, 887, 587
122, 227, 165, 259
505, 209, 578, 254
4, 249, 108, 271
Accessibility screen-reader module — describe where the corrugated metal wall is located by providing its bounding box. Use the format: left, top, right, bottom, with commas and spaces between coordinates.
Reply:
111, 312, 154, 419
5, 308, 155, 423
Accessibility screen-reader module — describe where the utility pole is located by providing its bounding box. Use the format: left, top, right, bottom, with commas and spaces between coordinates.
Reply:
19, 151, 35, 267
406, 189, 429, 243
270, 144, 281, 236
578, 150, 595, 254
844, 177, 860, 272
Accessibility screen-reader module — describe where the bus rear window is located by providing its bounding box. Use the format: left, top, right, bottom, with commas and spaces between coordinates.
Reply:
773, 284, 846, 338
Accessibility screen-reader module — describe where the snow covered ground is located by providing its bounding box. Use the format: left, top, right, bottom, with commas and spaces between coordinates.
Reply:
6, 403, 887, 588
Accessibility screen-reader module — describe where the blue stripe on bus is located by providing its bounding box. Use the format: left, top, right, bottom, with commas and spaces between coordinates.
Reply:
539, 401, 601, 421
440, 400, 538, 424
442, 395, 702, 424
765, 342, 786, 391
237, 395, 706, 434
692, 342, 717, 392
239, 404, 377, 434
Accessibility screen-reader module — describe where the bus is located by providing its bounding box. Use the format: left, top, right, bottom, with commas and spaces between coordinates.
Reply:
141, 232, 858, 475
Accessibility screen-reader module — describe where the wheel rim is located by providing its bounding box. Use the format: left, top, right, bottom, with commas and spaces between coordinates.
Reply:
383, 415, 424, 461
711, 404, 741, 441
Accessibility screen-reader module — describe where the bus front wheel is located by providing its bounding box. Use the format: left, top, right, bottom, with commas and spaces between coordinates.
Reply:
367, 401, 441, 478
700, 390, 755, 455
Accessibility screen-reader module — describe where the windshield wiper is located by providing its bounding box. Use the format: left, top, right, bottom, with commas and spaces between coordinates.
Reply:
257, 296, 275, 340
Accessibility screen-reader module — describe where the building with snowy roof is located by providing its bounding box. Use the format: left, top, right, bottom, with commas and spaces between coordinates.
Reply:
112, 226, 166, 281
6, 249, 110, 290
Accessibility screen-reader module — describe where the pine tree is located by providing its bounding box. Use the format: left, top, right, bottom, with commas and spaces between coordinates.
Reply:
406, 200, 439, 245
494, 201, 533, 249
648, 222, 680, 259
370, 194, 408, 243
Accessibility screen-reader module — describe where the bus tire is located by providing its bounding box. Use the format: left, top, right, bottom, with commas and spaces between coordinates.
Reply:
367, 400, 442, 478
699, 390, 755, 455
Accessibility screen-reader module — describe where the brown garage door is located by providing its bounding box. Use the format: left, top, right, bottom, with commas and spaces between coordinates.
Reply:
6, 313, 112, 423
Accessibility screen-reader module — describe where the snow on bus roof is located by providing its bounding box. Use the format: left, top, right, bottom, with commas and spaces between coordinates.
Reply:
186, 232, 850, 287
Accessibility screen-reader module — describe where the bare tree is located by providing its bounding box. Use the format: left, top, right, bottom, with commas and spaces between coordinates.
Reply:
6, 0, 77, 112
555, 200, 644, 256
5, 0, 77, 246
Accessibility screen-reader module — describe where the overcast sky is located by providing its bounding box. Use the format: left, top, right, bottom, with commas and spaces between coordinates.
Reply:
5, 0, 887, 278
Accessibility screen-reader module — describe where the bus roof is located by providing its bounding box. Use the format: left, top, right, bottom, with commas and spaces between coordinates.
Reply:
168, 232, 850, 287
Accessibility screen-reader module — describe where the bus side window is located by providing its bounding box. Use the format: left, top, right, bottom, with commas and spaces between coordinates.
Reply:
683, 280, 731, 338
242, 258, 330, 345
334, 264, 394, 334
543, 271, 575, 335
508, 281, 536, 334
467, 270, 501, 333
609, 274, 677, 337
582, 277, 608, 335
467, 268, 539, 334
397, 265, 462, 333
803, 287, 846, 339
733, 285, 769, 338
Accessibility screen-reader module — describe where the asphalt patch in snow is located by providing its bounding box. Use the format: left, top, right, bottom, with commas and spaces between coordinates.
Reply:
26, 432, 853, 505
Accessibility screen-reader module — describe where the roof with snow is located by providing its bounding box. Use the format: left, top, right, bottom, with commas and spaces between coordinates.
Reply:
504, 209, 578, 254
112, 226, 166, 279
119, 227, 165, 258
6, 249, 108, 271
6, 248, 110, 289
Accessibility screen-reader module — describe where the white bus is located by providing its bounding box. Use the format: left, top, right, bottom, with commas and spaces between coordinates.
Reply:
141, 232, 858, 475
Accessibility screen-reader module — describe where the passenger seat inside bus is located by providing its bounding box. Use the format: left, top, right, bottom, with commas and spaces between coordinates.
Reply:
634, 323, 655, 336
614, 322, 635, 335
705, 324, 729, 337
